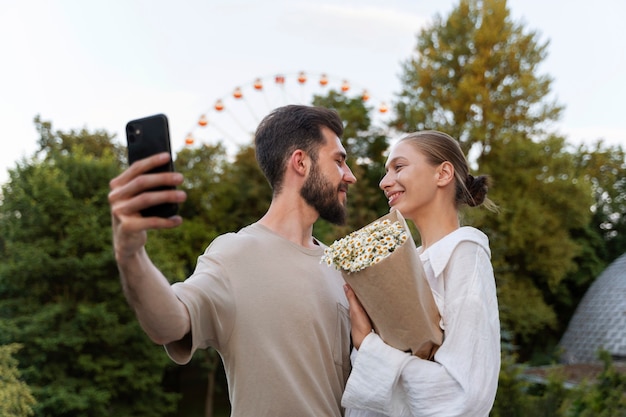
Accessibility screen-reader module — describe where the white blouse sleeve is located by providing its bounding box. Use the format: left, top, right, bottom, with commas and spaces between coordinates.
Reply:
342, 238, 500, 417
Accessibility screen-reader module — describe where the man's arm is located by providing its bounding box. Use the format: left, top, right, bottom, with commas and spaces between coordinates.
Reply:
108, 152, 190, 344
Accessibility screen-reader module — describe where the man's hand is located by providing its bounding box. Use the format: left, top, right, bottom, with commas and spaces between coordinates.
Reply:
108, 152, 187, 260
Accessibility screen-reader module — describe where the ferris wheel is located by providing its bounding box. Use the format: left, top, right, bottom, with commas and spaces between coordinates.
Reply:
183, 71, 393, 152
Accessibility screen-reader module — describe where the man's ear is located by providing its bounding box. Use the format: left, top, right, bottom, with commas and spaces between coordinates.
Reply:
290, 149, 309, 177
437, 161, 455, 186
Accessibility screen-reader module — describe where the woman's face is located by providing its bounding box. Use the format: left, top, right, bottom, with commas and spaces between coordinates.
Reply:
379, 141, 441, 221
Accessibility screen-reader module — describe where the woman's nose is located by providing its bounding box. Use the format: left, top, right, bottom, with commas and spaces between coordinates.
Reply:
379, 172, 392, 190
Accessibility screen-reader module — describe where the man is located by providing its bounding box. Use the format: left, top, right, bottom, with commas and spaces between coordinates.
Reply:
108, 105, 357, 416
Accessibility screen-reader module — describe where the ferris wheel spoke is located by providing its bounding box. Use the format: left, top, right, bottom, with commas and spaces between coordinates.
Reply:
184, 71, 393, 150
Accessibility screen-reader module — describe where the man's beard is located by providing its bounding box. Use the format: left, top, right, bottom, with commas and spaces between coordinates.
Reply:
300, 163, 348, 225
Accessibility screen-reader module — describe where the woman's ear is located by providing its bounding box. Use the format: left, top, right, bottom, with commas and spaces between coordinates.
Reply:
437, 161, 455, 186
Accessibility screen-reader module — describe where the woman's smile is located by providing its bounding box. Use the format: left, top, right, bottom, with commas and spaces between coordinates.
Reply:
386, 190, 404, 206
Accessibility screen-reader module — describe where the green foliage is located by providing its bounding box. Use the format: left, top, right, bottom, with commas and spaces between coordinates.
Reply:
481, 134, 596, 350
174, 142, 230, 222
0, 121, 178, 416
33, 114, 126, 163
491, 353, 532, 417
218, 144, 273, 230
0, 344, 36, 417
566, 352, 626, 416
573, 141, 626, 263
492, 351, 626, 417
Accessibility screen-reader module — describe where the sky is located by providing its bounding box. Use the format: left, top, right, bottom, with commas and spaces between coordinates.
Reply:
1, 0, 625, 185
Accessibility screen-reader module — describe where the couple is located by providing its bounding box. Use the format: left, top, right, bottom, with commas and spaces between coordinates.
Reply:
109, 105, 500, 417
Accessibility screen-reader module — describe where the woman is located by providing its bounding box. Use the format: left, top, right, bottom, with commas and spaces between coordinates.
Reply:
342, 131, 500, 417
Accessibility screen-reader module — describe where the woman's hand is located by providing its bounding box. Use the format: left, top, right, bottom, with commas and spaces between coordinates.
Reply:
344, 284, 373, 349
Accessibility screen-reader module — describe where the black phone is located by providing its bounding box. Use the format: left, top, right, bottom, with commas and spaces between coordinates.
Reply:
125, 114, 179, 218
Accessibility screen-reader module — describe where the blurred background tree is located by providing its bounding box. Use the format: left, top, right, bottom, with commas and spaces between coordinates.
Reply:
0, 119, 179, 416
0, 344, 36, 417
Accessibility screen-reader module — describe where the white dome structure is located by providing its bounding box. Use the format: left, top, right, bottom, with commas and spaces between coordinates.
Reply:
559, 253, 626, 364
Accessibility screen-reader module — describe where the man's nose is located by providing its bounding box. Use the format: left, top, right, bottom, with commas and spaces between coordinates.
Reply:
343, 166, 357, 184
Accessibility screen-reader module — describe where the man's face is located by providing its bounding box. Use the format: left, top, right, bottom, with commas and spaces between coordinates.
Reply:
300, 129, 356, 225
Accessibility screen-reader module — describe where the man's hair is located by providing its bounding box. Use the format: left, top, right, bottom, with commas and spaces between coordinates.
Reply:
254, 104, 344, 193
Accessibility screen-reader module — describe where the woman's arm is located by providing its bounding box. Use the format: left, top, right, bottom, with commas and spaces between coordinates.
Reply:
343, 241, 500, 417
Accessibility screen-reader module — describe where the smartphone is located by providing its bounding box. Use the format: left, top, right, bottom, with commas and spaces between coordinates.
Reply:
125, 114, 179, 218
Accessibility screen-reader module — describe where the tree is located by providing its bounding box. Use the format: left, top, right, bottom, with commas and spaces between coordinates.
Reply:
482, 133, 597, 354
0, 119, 179, 416
393, 0, 562, 156
573, 141, 626, 263
33, 114, 126, 162
217, 144, 273, 232
0, 344, 36, 417
392, 0, 598, 359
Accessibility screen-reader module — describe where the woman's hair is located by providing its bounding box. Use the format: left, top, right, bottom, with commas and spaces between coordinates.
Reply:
398, 130, 497, 211
254, 104, 344, 193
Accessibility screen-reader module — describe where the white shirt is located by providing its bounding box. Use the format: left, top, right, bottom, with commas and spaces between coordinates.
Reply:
342, 227, 501, 417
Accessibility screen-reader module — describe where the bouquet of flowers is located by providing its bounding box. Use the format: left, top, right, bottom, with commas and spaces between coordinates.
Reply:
322, 210, 443, 359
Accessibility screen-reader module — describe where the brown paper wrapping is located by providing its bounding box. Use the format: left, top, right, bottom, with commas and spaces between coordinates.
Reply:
342, 210, 443, 359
